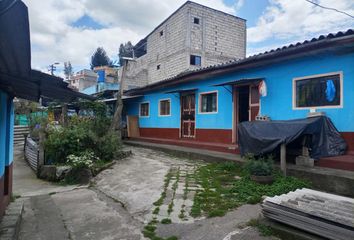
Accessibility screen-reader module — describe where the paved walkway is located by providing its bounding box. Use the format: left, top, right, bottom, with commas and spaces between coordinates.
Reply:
14, 145, 277, 240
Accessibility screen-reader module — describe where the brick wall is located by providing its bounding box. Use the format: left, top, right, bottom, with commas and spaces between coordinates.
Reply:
125, 2, 246, 87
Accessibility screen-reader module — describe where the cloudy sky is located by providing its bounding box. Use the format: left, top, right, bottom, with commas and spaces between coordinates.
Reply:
22, 0, 354, 76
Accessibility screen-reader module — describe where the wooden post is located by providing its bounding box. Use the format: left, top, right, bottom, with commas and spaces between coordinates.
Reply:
61, 103, 68, 127
280, 143, 286, 176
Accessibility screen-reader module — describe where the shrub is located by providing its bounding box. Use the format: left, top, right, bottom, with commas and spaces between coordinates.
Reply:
244, 155, 273, 176
66, 151, 98, 169
44, 102, 122, 165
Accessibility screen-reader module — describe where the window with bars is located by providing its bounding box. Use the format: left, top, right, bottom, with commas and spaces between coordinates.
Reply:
294, 73, 341, 108
200, 92, 217, 113
140, 102, 149, 117
159, 99, 171, 116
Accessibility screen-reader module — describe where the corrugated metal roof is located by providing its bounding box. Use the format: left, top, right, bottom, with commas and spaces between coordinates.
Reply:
126, 29, 354, 95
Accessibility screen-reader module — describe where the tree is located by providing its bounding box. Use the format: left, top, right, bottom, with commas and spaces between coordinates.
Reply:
118, 42, 133, 66
90, 47, 110, 70
63, 61, 73, 80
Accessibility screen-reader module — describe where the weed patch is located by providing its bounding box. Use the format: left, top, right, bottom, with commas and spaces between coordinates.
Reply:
191, 162, 310, 218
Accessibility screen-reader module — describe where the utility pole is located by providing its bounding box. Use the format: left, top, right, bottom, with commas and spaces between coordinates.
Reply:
48, 62, 59, 75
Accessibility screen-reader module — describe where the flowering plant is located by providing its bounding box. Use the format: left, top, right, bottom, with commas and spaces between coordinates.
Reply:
66, 151, 98, 169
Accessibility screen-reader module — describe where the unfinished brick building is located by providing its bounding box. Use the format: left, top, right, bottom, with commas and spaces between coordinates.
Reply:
125, 1, 246, 88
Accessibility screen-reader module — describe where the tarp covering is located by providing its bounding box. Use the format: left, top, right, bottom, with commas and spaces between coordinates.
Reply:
238, 116, 347, 159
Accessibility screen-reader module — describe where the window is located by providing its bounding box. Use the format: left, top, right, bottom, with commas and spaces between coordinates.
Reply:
193, 17, 200, 24
200, 92, 217, 113
157, 65, 160, 70
294, 72, 342, 109
159, 30, 163, 36
140, 102, 149, 117
190, 55, 201, 66
159, 99, 171, 116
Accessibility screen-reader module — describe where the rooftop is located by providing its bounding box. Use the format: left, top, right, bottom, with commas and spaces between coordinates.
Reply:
126, 29, 354, 95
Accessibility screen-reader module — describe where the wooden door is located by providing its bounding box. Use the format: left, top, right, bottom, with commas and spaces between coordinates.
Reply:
181, 93, 195, 138
234, 84, 260, 143
127, 115, 140, 138
249, 84, 260, 121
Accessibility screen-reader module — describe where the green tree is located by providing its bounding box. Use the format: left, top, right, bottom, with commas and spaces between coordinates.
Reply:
63, 61, 73, 80
118, 42, 133, 66
90, 47, 110, 70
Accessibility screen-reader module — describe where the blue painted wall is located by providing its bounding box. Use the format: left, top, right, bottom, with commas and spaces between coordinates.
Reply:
125, 51, 354, 132
0, 90, 14, 177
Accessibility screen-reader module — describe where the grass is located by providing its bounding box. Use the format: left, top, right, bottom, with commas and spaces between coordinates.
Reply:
161, 218, 172, 224
191, 162, 310, 218
143, 169, 179, 240
247, 219, 275, 237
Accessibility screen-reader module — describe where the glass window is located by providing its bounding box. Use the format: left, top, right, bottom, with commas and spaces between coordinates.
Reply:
295, 74, 341, 108
190, 55, 201, 66
140, 102, 149, 117
200, 92, 217, 113
193, 17, 200, 24
159, 99, 171, 116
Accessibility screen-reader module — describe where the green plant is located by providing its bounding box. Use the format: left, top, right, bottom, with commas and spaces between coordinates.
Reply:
44, 103, 122, 165
244, 155, 273, 176
160, 218, 172, 224
66, 151, 98, 169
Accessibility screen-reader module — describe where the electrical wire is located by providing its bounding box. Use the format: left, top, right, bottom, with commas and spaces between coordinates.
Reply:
304, 0, 354, 19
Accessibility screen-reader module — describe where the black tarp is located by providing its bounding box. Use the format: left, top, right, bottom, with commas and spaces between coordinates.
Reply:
238, 116, 347, 159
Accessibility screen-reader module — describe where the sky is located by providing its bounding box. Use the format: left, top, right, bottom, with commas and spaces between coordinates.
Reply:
22, 0, 354, 77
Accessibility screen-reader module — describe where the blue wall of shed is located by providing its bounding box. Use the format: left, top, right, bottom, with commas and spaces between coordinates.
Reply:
125, 51, 354, 132
0, 90, 14, 177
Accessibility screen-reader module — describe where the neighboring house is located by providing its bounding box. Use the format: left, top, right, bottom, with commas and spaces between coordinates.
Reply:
125, 1, 246, 88
0, 0, 93, 219
81, 66, 119, 95
124, 29, 354, 170
68, 69, 98, 91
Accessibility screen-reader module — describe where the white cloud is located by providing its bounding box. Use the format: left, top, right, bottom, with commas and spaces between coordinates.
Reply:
23, 0, 233, 73
248, 0, 354, 43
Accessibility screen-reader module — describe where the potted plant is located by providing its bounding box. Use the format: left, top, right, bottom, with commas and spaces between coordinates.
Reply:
244, 154, 274, 184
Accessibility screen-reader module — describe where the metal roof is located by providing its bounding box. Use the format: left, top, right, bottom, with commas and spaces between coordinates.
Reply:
125, 29, 354, 96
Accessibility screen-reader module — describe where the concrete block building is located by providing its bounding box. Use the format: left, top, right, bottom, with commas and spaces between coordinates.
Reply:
125, 1, 246, 88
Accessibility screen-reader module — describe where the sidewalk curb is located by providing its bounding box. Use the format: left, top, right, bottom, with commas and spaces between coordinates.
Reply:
0, 198, 25, 240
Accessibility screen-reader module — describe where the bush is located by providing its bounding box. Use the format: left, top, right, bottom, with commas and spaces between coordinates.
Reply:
66, 151, 98, 169
244, 154, 273, 176
44, 102, 122, 165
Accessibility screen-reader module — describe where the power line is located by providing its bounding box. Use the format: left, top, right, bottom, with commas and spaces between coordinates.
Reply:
304, 0, 354, 19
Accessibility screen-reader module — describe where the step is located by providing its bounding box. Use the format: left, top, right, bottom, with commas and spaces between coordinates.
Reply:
0, 198, 24, 240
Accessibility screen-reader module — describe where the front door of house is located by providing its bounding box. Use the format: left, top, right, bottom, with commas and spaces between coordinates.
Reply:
234, 83, 260, 142
181, 93, 195, 138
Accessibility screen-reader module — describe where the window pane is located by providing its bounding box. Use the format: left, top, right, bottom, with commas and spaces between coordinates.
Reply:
201, 93, 217, 112
160, 100, 170, 115
140, 103, 149, 116
190, 55, 201, 66
296, 74, 340, 108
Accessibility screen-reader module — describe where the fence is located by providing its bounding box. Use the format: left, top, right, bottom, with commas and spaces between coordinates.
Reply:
24, 137, 39, 172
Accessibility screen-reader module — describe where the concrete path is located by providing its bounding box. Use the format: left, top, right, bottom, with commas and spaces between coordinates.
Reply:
14, 145, 277, 240
13, 147, 80, 197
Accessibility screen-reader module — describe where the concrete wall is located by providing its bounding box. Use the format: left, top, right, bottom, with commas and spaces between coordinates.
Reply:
125, 2, 246, 87
125, 50, 354, 137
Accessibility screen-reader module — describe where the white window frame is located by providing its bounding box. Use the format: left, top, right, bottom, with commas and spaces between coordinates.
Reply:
158, 98, 171, 117
139, 101, 150, 118
292, 71, 343, 110
198, 90, 218, 114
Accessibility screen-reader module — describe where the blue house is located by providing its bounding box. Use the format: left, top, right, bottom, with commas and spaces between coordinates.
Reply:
124, 29, 354, 169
